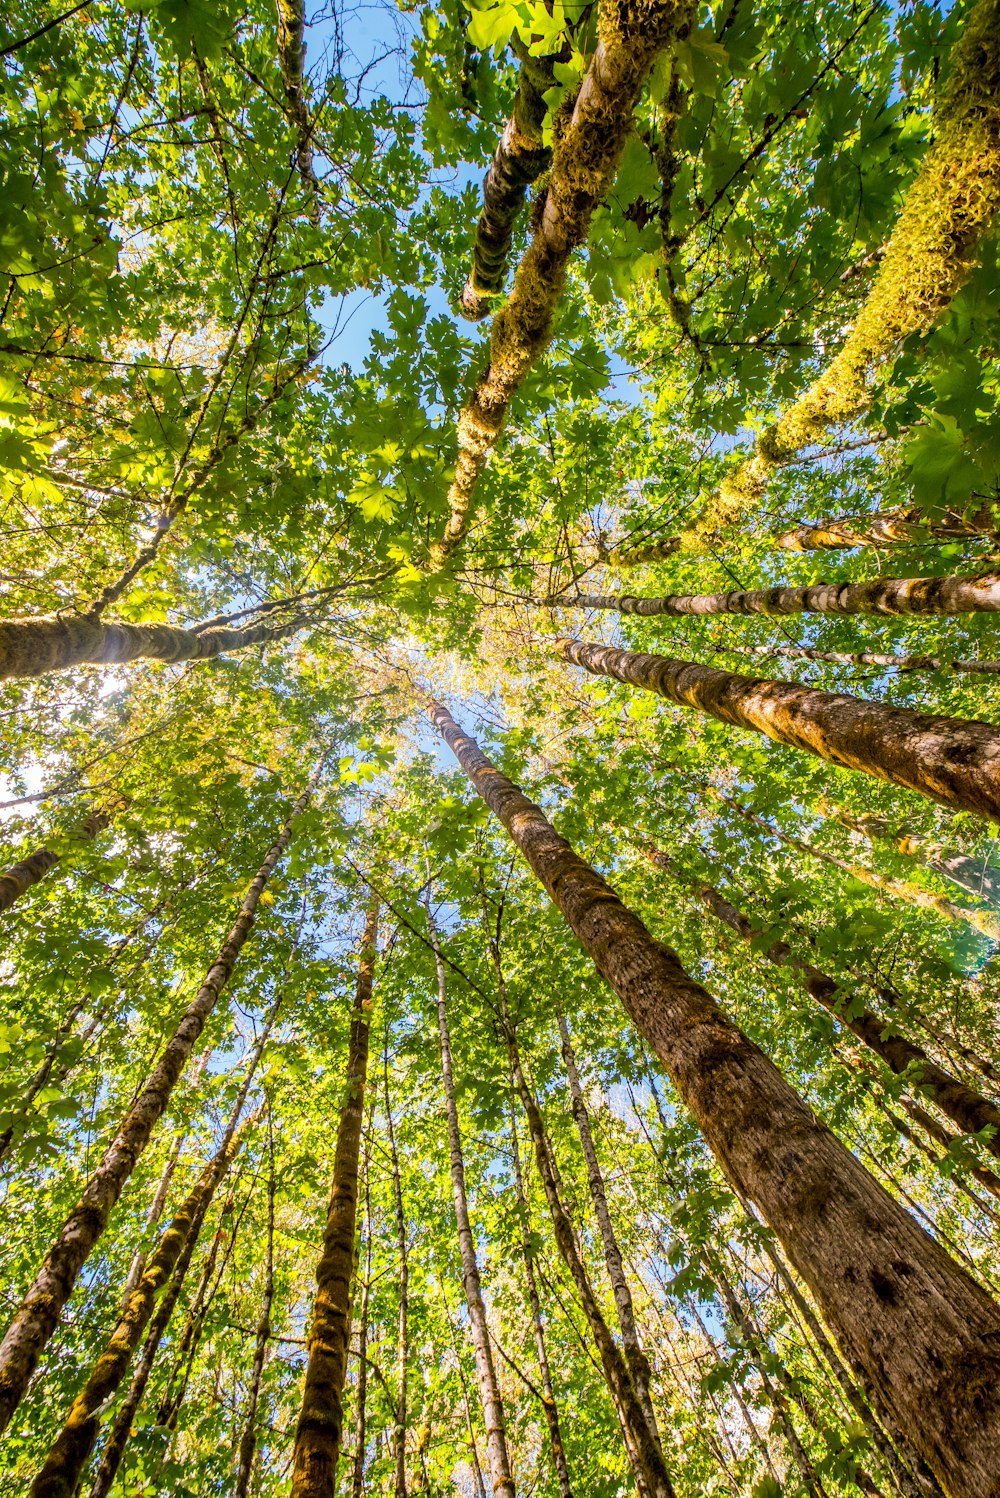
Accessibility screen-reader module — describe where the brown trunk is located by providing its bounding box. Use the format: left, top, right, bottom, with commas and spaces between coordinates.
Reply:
507, 1088, 575, 1498
558, 636, 1000, 823
384, 1046, 409, 1498
351, 1116, 374, 1498
0, 805, 113, 914
154, 1193, 238, 1430
428, 898, 517, 1498
291, 896, 379, 1497
658, 859, 1000, 1161
0, 610, 306, 682
556, 1010, 664, 1450
0, 769, 318, 1432
430, 0, 695, 564
234, 1129, 276, 1498
564, 570, 1000, 619
29, 1097, 257, 1498
86, 1186, 240, 1498
507, 1028, 675, 1498
712, 639, 1000, 677
427, 696, 1000, 1498
775, 508, 999, 553
460, 45, 556, 319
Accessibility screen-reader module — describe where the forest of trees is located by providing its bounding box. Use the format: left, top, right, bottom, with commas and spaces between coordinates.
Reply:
1, 0, 1000, 1492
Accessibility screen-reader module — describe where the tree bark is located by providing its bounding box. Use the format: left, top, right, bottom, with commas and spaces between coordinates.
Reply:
556, 1010, 664, 1452
292, 895, 379, 1497
507, 1031, 676, 1498
29, 1094, 258, 1498
430, 0, 695, 564
654, 856, 1000, 1159
0, 805, 113, 914
563, 570, 1000, 619
712, 639, 1000, 677
234, 1126, 276, 1498
427, 696, 1000, 1498
507, 1088, 575, 1498
460, 45, 556, 319
0, 769, 318, 1432
427, 898, 517, 1498
351, 1118, 374, 1498
818, 802, 1000, 910
277, 0, 320, 205
384, 1045, 409, 1498
0, 610, 307, 682
775, 508, 999, 553
557, 636, 1000, 823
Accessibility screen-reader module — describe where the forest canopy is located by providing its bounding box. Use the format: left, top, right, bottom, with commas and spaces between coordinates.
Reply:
1, 0, 1000, 1494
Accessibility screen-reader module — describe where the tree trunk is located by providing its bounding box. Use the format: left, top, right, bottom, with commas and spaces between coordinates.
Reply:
292, 895, 379, 1497
29, 1095, 258, 1498
276, 0, 320, 204
427, 696, 1000, 1498
556, 1010, 664, 1451
234, 1126, 276, 1498
460, 44, 556, 319
558, 636, 1000, 823
563, 569, 1000, 619
384, 1044, 409, 1498
427, 897, 517, 1498
0, 610, 307, 682
0, 805, 113, 914
506, 1031, 676, 1498
655, 857, 1000, 1163
774, 508, 999, 553
154, 1193, 238, 1430
507, 1089, 575, 1498
0, 768, 318, 1432
711, 639, 1000, 677
430, 0, 696, 564
86, 1186, 239, 1498
818, 802, 1000, 909
351, 1117, 374, 1498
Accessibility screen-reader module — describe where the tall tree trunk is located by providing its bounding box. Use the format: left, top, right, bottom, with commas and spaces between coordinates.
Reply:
154, 1191, 239, 1430
0, 804, 114, 914
561, 570, 1000, 620
558, 636, 1000, 823
29, 1090, 260, 1498
430, 0, 696, 564
555, 1010, 664, 1451
351, 1112, 375, 1498
507, 1087, 575, 1498
276, 0, 320, 205
817, 801, 1000, 909
384, 1043, 409, 1498
234, 1122, 276, 1498
427, 896, 517, 1498
427, 696, 1000, 1498
0, 610, 308, 682
0, 768, 318, 1432
663, 857, 1000, 1153
460, 44, 557, 319
86, 1185, 241, 1498
292, 895, 379, 1497
506, 1031, 676, 1498
711, 639, 1000, 678
774, 508, 999, 553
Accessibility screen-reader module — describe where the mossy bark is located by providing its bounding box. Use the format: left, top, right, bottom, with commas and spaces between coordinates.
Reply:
384, 1052, 409, 1498
429, 907, 517, 1498
291, 897, 379, 1497
775, 506, 1000, 553
431, 0, 696, 566
557, 636, 1000, 822
0, 610, 305, 682
28, 1095, 256, 1498
663, 858, 1000, 1160
0, 805, 111, 914
234, 1144, 276, 1498
0, 770, 318, 1434
460, 45, 556, 320
714, 639, 1000, 677
564, 569, 1000, 618
428, 696, 1000, 1498
277, 0, 320, 208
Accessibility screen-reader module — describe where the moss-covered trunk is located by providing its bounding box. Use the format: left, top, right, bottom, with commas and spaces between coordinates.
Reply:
558, 637, 1000, 822
428, 696, 1000, 1498
291, 896, 378, 1497
0, 806, 112, 914
0, 770, 317, 1433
